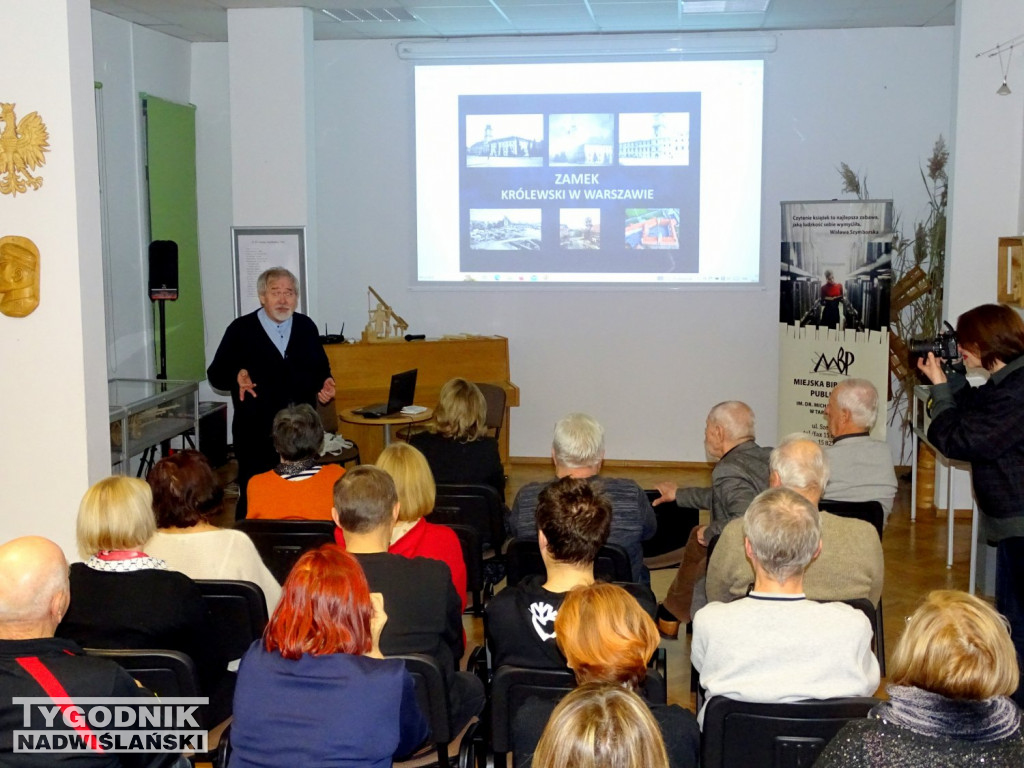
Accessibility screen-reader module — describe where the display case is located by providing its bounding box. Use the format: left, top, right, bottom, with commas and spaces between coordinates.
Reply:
109, 378, 199, 474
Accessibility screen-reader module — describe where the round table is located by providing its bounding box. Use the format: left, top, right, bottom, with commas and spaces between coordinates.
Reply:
338, 407, 434, 462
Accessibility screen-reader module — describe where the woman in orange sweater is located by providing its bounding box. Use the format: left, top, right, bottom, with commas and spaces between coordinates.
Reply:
247, 403, 344, 520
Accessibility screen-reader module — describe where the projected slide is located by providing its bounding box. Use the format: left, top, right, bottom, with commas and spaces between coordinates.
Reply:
415, 61, 763, 285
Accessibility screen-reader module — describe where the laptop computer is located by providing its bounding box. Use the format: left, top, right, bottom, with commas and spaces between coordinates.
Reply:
353, 368, 418, 418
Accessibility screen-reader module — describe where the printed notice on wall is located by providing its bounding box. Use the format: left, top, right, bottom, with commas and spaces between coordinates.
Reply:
232, 227, 306, 317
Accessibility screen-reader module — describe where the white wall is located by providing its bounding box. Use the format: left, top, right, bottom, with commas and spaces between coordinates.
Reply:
2, 0, 108, 558
91, 11, 192, 380
130, 25, 955, 462
306, 28, 954, 461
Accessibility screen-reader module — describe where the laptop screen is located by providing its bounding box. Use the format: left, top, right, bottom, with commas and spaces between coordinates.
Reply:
386, 369, 417, 412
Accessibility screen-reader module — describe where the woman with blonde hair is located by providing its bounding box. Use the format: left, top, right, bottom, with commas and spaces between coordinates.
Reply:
333, 442, 467, 610
410, 377, 505, 496
815, 590, 1023, 766
514, 583, 699, 768
532, 683, 670, 768
57, 475, 228, 717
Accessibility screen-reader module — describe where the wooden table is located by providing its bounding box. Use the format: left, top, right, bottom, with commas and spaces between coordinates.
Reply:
324, 336, 519, 471
338, 407, 433, 463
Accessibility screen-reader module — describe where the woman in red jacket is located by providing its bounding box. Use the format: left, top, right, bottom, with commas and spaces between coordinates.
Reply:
334, 442, 467, 611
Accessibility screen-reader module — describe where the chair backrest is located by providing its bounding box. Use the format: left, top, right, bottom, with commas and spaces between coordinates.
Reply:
441, 522, 483, 596
234, 519, 336, 583
700, 696, 879, 768
433, 483, 506, 551
391, 652, 452, 767
503, 539, 632, 587
84, 648, 205, 725
818, 500, 884, 540
474, 382, 506, 441
195, 579, 270, 661
641, 489, 699, 561
490, 665, 577, 754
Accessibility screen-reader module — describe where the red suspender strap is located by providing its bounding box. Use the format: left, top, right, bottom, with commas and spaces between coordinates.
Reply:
15, 656, 105, 753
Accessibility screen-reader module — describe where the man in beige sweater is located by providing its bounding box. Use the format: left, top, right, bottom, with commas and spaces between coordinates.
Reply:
705, 433, 883, 607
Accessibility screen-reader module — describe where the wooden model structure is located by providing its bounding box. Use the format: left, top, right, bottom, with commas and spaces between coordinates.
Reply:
361, 286, 409, 343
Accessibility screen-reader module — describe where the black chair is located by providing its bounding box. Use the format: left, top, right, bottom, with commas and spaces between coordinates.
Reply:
84, 647, 203, 709
474, 382, 507, 442
503, 538, 633, 587
819, 499, 885, 540
489, 665, 577, 767
391, 653, 480, 768
234, 519, 336, 583
700, 695, 879, 768
432, 483, 509, 602
433, 483, 507, 552
839, 597, 886, 677
442, 522, 486, 616
195, 579, 270, 661
815, 501, 888, 675
642, 489, 700, 569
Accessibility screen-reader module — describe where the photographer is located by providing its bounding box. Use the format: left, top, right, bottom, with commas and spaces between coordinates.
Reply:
917, 303, 1024, 705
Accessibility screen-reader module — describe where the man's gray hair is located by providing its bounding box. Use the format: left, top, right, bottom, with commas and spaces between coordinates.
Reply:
257, 267, 299, 298
744, 487, 821, 583
708, 401, 755, 442
833, 378, 878, 430
553, 412, 605, 469
770, 433, 830, 497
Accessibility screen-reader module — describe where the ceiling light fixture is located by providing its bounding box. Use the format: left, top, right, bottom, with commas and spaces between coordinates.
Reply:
997, 44, 1013, 95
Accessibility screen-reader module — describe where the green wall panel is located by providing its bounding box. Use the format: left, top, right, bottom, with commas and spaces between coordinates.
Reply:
143, 94, 205, 381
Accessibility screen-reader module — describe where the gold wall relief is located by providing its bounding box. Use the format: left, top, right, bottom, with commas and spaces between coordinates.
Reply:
1, 103, 50, 197
0, 236, 40, 317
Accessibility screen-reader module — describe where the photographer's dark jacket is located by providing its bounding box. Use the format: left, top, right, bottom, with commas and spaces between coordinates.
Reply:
927, 354, 1024, 540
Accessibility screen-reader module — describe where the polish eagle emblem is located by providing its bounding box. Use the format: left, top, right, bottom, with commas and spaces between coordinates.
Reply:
1, 103, 50, 197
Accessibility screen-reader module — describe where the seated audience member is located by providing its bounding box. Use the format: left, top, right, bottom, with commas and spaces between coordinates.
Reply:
229, 545, 428, 768
691, 487, 879, 726
816, 590, 1024, 767
508, 413, 656, 584
333, 442, 466, 611
513, 583, 699, 768
531, 684, 671, 768
705, 434, 883, 607
331, 466, 484, 730
145, 450, 281, 613
409, 377, 506, 497
822, 378, 898, 522
0, 536, 173, 768
653, 401, 771, 636
56, 476, 229, 719
246, 403, 344, 520
486, 477, 655, 670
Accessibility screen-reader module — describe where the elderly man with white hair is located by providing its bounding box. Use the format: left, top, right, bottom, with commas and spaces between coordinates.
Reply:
507, 412, 657, 584
691, 487, 880, 726
653, 401, 772, 635
0, 536, 170, 768
706, 434, 884, 606
822, 378, 898, 522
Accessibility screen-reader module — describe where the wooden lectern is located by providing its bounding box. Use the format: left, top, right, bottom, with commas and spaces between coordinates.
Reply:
324, 336, 519, 470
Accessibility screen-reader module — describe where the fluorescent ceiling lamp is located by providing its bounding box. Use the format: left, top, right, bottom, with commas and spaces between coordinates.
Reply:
681, 0, 771, 13
396, 33, 777, 60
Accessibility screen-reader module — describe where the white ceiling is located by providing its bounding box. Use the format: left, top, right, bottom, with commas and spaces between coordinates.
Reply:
90, 0, 956, 44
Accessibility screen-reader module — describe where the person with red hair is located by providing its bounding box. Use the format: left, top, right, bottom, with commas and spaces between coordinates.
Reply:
228, 544, 427, 767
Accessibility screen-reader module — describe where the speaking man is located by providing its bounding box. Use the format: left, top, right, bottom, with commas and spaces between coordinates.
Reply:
208, 267, 335, 515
